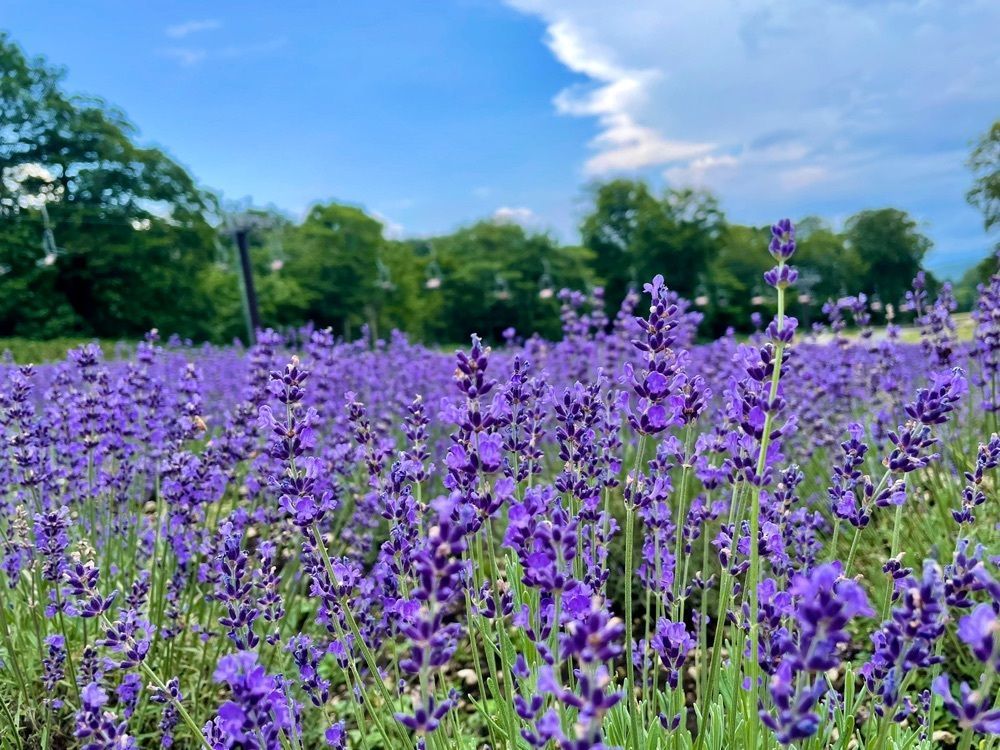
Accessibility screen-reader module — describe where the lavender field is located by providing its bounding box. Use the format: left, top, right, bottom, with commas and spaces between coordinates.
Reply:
1, 222, 998, 749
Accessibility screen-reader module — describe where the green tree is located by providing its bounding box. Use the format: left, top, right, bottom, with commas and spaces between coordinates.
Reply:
580, 180, 658, 310
426, 220, 593, 342
968, 120, 1000, 234
0, 32, 220, 339
702, 224, 772, 335
845, 208, 931, 308
283, 202, 393, 339
580, 180, 725, 310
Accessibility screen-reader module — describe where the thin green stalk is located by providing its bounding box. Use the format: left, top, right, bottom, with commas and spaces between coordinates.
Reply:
829, 518, 841, 563
0, 686, 22, 750
463, 544, 500, 750
747, 270, 790, 750
136, 659, 213, 750
624, 501, 640, 746
880, 501, 905, 620
646, 533, 662, 727
328, 606, 390, 749
672, 424, 696, 618
310, 524, 405, 745
623, 432, 648, 749
0, 592, 28, 702
485, 520, 521, 747
843, 527, 863, 578
54, 591, 81, 707
870, 672, 915, 750
703, 482, 745, 711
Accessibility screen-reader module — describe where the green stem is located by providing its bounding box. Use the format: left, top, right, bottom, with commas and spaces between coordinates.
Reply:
623, 434, 647, 749
746, 266, 790, 749
880, 501, 905, 621
310, 524, 406, 746
843, 527, 863, 578
328, 606, 387, 749
136, 659, 212, 750
0, 592, 28, 703
624, 502, 641, 745
672, 424, 696, 619
485, 521, 521, 746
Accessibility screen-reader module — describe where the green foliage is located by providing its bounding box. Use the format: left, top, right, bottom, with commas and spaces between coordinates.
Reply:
283, 203, 388, 337
424, 220, 594, 342
967, 119, 1000, 233
844, 208, 932, 309
954, 252, 1000, 308
0, 32, 221, 341
580, 180, 725, 307
0, 337, 126, 364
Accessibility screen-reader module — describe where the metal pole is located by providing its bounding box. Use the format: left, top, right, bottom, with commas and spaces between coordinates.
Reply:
234, 228, 261, 346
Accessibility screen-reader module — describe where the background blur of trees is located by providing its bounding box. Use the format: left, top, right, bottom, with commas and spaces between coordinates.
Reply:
2, 33, 998, 345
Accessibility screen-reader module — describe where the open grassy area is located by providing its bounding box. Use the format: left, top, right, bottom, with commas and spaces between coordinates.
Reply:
0, 337, 131, 364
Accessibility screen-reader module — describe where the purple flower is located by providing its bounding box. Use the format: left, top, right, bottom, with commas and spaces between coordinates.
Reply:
560, 597, 624, 665
42, 634, 67, 707
933, 675, 1000, 734
324, 722, 347, 749
211, 651, 294, 747
650, 619, 695, 688
769, 219, 796, 261
861, 562, 948, 717
759, 661, 826, 744
75, 682, 138, 750
788, 563, 873, 671
35, 506, 71, 583
957, 604, 999, 669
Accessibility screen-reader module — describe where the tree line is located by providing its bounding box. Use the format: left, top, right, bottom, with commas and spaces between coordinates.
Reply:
2, 33, 997, 344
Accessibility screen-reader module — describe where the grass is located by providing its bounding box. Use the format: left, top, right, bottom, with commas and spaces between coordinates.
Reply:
0, 337, 131, 364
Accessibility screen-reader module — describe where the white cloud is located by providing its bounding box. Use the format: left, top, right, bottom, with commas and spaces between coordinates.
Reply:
160, 36, 287, 67
165, 19, 221, 39
542, 19, 713, 175
161, 47, 208, 66
505, 0, 1000, 232
493, 206, 537, 225
371, 210, 405, 239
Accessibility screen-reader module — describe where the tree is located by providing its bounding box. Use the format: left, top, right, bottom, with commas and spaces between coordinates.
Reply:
701, 224, 773, 335
426, 220, 594, 342
581, 180, 725, 311
0, 32, 221, 339
283, 202, 395, 339
580, 180, 658, 311
968, 120, 1000, 233
844, 209, 931, 308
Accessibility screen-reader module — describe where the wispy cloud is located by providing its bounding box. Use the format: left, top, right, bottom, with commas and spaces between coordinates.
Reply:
371, 210, 405, 239
160, 36, 287, 67
543, 20, 713, 175
161, 47, 209, 66
493, 206, 537, 225
165, 19, 221, 39
505, 0, 1000, 264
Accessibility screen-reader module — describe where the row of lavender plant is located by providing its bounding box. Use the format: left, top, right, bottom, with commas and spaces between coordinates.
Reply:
1, 221, 998, 749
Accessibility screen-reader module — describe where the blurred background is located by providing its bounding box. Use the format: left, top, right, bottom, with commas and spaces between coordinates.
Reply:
1, 1, 998, 348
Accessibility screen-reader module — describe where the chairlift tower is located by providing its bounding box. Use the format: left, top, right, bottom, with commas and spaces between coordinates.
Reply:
224, 210, 270, 346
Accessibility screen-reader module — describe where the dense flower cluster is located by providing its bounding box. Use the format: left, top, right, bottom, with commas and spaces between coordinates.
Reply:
0, 221, 998, 750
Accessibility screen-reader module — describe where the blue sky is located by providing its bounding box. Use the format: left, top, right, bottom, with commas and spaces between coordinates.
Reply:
2, 0, 997, 277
